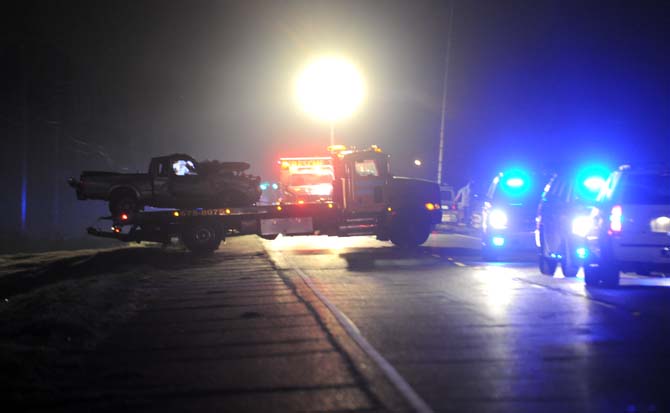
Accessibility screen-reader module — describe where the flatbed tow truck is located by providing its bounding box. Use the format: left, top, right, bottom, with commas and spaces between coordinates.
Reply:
85, 146, 442, 252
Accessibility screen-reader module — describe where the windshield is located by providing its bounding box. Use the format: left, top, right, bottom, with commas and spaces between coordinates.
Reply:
619, 173, 670, 204
172, 160, 197, 176
289, 173, 333, 186
492, 175, 543, 207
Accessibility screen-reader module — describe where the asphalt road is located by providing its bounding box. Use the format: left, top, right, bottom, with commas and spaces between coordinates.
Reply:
15, 231, 669, 412
264, 232, 670, 413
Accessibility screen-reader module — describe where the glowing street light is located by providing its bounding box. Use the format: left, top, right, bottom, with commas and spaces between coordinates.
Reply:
295, 56, 366, 145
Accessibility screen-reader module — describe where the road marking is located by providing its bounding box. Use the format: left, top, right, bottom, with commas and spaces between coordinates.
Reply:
453, 261, 466, 267
288, 258, 434, 413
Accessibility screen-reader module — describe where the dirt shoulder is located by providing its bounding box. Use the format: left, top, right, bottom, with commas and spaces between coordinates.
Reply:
0, 244, 207, 404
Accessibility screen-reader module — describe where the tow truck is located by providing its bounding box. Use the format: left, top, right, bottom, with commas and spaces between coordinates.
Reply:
278, 156, 334, 203
86, 145, 442, 252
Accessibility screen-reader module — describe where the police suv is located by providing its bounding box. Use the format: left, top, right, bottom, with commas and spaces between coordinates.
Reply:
583, 165, 670, 286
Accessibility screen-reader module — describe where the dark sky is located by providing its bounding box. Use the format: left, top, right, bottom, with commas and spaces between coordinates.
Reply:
2, 0, 669, 238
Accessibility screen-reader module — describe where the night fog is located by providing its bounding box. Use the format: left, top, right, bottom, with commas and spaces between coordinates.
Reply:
2, 0, 669, 248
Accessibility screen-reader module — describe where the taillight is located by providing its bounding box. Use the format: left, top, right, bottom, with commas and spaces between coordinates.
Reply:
609, 205, 622, 233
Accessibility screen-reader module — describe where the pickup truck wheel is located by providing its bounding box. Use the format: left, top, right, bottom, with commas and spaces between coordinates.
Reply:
109, 194, 140, 216
182, 222, 223, 253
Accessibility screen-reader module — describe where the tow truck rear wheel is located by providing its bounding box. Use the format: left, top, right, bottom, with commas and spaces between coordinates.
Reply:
182, 222, 223, 253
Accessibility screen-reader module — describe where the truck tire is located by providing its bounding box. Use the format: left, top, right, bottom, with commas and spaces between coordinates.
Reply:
390, 214, 431, 248
109, 191, 140, 216
560, 252, 579, 278
584, 264, 619, 287
538, 230, 557, 275
559, 240, 579, 277
539, 254, 557, 275
182, 222, 223, 253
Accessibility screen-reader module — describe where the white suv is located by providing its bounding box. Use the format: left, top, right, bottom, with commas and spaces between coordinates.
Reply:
584, 165, 670, 286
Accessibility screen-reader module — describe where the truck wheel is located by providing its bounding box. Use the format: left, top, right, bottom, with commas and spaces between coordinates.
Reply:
109, 193, 140, 216
259, 234, 279, 240
390, 215, 431, 248
559, 241, 579, 277
560, 253, 579, 277
539, 254, 557, 275
538, 231, 557, 275
584, 264, 619, 287
182, 222, 223, 253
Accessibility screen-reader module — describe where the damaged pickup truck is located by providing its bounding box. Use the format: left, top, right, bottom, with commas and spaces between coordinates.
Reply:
68, 153, 262, 216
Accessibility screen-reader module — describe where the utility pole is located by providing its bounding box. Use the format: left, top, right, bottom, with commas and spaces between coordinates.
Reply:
436, 1, 454, 185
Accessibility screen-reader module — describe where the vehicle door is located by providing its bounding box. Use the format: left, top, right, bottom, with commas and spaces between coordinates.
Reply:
614, 173, 670, 261
152, 159, 174, 206
541, 175, 565, 252
344, 153, 389, 213
169, 158, 210, 202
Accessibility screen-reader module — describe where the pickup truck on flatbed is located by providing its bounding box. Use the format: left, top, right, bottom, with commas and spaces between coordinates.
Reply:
68, 154, 261, 216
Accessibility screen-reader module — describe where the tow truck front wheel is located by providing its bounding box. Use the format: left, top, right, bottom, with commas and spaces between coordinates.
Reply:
182, 222, 223, 253
390, 214, 431, 248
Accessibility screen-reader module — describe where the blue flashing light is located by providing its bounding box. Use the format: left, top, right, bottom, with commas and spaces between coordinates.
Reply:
271, 183, 279, 190
575, 165, 610, 200
492, 236, 505, 247
500, 169, 531, 196
260, 182, 269, 191
576, 247, 588, 260
583, 177, 605, 192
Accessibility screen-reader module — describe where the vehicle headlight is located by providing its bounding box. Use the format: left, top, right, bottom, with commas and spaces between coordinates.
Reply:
488, 209, 508, 229
571, 215, 593, 237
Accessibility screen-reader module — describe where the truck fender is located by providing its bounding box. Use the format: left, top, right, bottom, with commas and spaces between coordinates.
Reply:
108, 185, 142, 202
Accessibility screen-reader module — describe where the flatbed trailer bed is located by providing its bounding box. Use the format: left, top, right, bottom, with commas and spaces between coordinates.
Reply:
86, 201, 396, 252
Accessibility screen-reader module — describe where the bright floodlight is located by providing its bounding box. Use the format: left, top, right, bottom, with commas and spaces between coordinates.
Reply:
295, 56, 366, 122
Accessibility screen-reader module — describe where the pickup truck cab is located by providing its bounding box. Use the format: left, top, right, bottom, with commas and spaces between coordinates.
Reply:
69, 154, 261, 216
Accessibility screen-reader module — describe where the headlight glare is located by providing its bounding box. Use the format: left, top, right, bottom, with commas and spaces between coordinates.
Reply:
489, 209, 508, 229
571, 215, 593, 237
